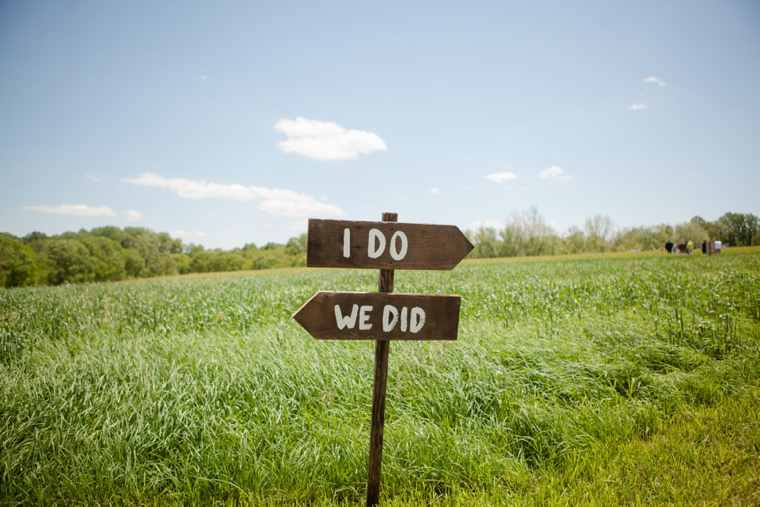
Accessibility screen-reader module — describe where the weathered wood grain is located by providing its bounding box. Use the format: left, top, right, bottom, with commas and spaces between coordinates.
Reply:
366, 337, 388, 507
307, 218, 473, 270
292, 291, 461, 341
366, 211, 396, 507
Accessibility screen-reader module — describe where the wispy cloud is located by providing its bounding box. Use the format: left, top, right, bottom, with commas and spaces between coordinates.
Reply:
123, 173, 344, 217
472, 220, 502, 230
122, 209, 143, 222
430, 187, 440, 194
628, 103, 647, 111
538, 166, 572, 181
274, 117, 387, 161
644, 76, 666, 87
22, 204, 143, 221
23, 204, 117, 217
485, 172, 517, 183
83, 173, 101, 182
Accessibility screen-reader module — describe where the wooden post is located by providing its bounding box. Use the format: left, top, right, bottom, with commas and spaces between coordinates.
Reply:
366, 212, 396, 507
293, 211, 472, 505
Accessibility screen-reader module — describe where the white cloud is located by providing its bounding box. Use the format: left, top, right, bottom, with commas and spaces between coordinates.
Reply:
83, 173, 101, 182
472, 220, 503, 230
122, 209, 143, 222
485, 172, 518, 183
430, 187, 440, 194
628, 103, 647, 111
644, 76, 666, 87
23, 204, 117, 217
274, 117, 387, 160
124, 172, 253, 200
539, 166, 573, 181
123, 172, 344, 218
22, 204, 144, 221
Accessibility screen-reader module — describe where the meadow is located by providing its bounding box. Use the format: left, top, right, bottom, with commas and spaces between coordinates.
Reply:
1, 249, 759, 505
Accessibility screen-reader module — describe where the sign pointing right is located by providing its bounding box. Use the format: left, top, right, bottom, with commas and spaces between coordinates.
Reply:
306, 219, 474, 270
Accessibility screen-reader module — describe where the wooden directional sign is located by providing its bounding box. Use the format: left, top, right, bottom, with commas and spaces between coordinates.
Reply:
307, 218, 474, 270
293, 213, 468, 507
292, 291, 461, 341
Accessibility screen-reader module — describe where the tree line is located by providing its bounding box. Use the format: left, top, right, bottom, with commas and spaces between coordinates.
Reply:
0, 226, 306, 288
466, 209, 760, 259
1, 211, 758, 288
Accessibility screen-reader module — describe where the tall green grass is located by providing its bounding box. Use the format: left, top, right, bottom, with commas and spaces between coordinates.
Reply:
1, 252, 759, 505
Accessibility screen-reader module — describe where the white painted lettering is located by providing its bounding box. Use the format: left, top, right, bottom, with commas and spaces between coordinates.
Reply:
382, 305, 399, 332
359, 305, 373, 330
343, 228, 350, 258
389, 231, 408, 261
334, 304, 359, 330
400, 306, 408, 332
410, 307, 426, 333
368, 229, 386, 259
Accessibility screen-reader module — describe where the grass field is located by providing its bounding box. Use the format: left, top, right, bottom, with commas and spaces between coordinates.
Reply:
2, 250, 759, 505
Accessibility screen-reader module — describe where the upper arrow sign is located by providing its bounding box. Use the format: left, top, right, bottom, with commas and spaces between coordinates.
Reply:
292, 291, 461, 341
307, 219, 474, 270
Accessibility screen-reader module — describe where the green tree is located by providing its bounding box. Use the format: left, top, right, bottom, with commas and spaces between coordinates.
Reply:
0, 233, 39, 288
131, 233, 176, 277
156, 232, 183, 254
171, 253, 191, 274
252, 250, 286, 270
562, 226, 586, 254
469, 227, 501, 258
90, 226, 125, 244
715, 212, 759, 246
614, 225, 672, 251
82, 236, 126, 282
122, 248, 145, 278
285, 234, 307, 256
497, 225, 521, 257
213, 251, 246, 272
583, 214, 615, 252
22, 232, 50, 258
260, 241, 285, 251
512, 207, 559, 256
189, 247, 213, 273
691, 215, 705, 225
674, 220, 709, 246
22, 231, 48, 244
39, 239, 96, 285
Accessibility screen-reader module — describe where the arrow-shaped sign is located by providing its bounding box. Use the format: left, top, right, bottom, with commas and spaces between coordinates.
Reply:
306, 219, 474, 270
293, 291, 461, 341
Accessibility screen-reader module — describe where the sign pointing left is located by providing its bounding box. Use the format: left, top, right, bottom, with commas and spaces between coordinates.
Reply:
293, 291, 461, 341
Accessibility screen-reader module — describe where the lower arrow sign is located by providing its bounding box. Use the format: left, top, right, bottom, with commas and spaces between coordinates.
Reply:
292, 291, 461, 341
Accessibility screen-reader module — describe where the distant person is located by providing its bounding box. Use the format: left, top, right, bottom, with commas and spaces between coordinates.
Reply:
714, 240, 722, 254
686, 240, 694, 254
665, 240, 674, 253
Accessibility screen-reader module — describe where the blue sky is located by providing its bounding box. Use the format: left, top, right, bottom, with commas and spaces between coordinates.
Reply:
1, 1, 759, 249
